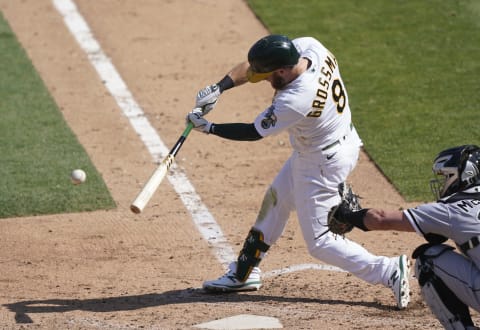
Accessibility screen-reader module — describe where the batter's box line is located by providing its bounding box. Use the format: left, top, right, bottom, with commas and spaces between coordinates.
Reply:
263, 263, 346, 278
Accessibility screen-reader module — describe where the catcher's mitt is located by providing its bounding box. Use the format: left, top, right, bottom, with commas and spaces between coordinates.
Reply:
327, 182, 362, 236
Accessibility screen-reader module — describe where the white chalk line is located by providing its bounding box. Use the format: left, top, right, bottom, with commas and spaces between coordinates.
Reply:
52, 0, 235, 267
52, 0, 343, 277
264, 263, 345, 278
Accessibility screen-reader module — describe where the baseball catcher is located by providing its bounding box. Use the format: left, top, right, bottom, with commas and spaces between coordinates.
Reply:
326, 144, 480, 329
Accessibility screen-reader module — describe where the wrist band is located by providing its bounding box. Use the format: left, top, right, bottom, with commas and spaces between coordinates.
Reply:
350, 208, 370, 231
217, 75, 234, 93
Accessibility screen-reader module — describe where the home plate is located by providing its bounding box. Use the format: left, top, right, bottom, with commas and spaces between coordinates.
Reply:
193, 314, 283, 329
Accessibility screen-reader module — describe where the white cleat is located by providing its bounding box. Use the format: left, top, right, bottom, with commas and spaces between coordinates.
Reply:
203, 262, 262, 292
389, 254, 411, 309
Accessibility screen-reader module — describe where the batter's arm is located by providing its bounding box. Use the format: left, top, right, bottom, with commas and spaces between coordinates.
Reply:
195, 61, 250, 111
218, 62, 250, 90
209, 122, 262, 141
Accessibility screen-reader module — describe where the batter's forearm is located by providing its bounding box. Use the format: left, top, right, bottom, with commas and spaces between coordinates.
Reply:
222, 62, 250, 87
209, 123, 262, 141
217, 75, 234, 93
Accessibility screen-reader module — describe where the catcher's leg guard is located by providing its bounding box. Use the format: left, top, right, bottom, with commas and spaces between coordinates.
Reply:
236, 228, 270, 282
413, 244, 474, 330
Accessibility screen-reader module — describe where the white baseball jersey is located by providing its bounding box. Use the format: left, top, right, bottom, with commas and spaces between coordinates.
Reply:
253, 37, 356, 153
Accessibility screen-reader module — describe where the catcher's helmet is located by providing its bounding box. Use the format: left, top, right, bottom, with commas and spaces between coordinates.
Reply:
430, 144, 480, 199
247, 35, 300, 83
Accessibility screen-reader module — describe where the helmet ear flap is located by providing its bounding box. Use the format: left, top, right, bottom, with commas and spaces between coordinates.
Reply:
460, 145, 480, 187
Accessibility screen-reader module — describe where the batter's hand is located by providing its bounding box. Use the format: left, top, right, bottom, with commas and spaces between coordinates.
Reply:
195, 84, 221, 115
187, 108, 212, 134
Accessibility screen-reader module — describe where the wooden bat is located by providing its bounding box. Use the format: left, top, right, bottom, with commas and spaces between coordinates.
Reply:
130, 122, 194, 214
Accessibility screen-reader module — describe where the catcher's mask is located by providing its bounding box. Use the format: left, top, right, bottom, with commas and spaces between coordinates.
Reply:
430, 144, 480, 199
247, 34, 300, 83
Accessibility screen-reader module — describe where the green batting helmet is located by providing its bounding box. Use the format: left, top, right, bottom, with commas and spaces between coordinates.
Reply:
247, 35, 300, 83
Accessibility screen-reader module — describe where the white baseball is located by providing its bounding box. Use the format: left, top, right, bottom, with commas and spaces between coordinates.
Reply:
71, 169, 86, 184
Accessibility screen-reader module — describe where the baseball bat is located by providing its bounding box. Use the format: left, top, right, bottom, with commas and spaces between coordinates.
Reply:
130, 122, 194, 214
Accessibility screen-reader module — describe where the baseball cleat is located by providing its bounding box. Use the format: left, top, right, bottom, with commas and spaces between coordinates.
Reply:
203, 262, 262, 292
389, 254, 411, 309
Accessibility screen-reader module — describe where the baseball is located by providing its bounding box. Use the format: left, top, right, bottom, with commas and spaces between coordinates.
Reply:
71, 169, 86, 184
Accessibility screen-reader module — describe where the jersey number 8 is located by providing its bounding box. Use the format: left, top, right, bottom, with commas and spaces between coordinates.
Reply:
308, 78, 346, 117
332, 79, 346, 113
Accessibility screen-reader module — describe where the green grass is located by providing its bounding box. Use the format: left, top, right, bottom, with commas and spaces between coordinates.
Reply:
0, 12, 115, 218
248, 0, 480, 202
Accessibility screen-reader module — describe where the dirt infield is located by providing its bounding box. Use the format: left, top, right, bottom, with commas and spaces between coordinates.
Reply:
0, 0, 464, 329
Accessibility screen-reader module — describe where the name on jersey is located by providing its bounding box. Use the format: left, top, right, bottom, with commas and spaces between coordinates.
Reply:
307, 53, 337, 118
457, 199, 480, 214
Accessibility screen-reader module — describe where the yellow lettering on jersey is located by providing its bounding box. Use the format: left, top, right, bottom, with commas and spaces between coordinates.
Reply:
308, 54, 338, 118
324, 54, 337, 72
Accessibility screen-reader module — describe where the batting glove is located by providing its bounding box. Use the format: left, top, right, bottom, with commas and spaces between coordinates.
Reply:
195, 84, 221, 115
187, 108, 212, 134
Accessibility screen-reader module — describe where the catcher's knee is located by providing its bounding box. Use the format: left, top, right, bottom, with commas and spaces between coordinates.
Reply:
412, 244, 452, 286
236, 228, 270, 282
413, 244, 474, 329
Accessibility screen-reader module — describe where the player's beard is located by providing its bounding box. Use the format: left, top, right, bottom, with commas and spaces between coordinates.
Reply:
270, 72, 289, 90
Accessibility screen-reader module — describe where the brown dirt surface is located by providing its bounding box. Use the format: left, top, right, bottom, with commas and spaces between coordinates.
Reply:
0, 1, 469, 329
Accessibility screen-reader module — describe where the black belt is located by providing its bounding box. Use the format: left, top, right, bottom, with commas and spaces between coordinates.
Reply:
322, 123, 353, 151
459, 236, 480, 254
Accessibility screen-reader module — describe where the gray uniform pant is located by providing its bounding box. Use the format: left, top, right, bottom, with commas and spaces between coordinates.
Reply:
430, 248, 480, 312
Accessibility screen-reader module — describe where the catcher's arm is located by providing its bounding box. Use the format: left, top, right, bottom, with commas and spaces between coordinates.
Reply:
328, 183, 415, 234
363, 209, 415, 232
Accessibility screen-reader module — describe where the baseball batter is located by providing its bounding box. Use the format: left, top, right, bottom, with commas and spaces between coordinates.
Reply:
187, 35, 410, 309
330, 144, 480, 329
